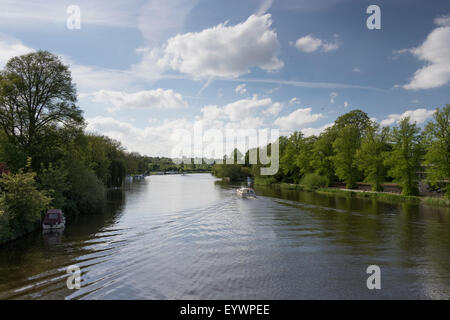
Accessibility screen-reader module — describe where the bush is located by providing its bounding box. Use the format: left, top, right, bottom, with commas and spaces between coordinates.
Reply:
300, 173, 329, 190
38, 163, 69, 209
0, 170, 51, 242
65, 165, 105, 215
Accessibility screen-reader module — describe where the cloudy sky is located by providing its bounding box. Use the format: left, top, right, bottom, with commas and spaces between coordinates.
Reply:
0, 0, 449, 156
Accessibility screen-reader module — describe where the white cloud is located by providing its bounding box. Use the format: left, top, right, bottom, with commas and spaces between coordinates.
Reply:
92, 89, 187, 112
223, 95, 281, 120
343, 101, 349, 108
403, 16, 450, 90
379, 108, 436, 126
157, 14, 283, 78
274, 108, 323, 130
198, 95, 282, 132
0, 34, 33, 68
434, 14, 450, 27
86, 116, 193, 156
301, 123, 333, 137
352, 67, 361, 73
263, 102, 282, 116
329, 92, 338, 103
292, 34, 339, 53
235, 84, 247, 95
289, 97, 300, 106
256, 0, 273, 16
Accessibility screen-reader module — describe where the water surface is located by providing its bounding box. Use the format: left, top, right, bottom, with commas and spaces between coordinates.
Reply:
0, 174, 449, 299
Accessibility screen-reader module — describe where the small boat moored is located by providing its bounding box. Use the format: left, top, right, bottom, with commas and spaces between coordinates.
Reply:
42, 209, 66, 230
236, 187, 257, 198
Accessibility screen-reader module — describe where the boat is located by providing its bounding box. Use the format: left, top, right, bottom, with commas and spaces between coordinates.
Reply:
42, 209, 66, 230
236, 187, 256, 198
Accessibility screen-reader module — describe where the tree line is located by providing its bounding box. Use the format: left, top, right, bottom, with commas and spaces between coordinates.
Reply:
213, 107, 450, 199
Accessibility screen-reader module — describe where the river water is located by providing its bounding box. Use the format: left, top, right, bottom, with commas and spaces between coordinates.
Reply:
0, 173, 449, 299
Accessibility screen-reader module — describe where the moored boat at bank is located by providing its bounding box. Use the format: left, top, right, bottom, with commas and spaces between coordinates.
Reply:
42, 209, 65, 230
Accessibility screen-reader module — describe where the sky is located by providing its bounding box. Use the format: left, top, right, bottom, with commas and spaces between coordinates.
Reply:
0, 0, 449, 157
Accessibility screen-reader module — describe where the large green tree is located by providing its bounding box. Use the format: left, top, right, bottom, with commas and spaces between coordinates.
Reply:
0, 51, 83, 164
356, 125, 389, 191
330, 110, 372, 188
310, 127, 336, 182
385, 117, 424, 196
424, 104, 450, 198
332, 125, 361, 188
280, 132, 304, 183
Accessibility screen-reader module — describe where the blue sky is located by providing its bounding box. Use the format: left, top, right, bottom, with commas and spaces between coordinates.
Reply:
0, 0, 449, 156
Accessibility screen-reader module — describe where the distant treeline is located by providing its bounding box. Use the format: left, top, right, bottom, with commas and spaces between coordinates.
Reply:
213, 106, 450, 199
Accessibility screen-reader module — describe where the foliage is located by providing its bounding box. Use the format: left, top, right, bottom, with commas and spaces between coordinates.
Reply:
38, 163, 69, 209
0, 170, 51, 241
356, 125, 389, 191
0, 51, 83, 167
310, 127, 336, 182
385, 118, 424, 196
64, 165, 105, 215
212, 163, 250, 181
423, 104, 450, 198
300, 173, 329, 190
280, 132, 304, 183
109, 159, 126, 188
332, 125, 361, 189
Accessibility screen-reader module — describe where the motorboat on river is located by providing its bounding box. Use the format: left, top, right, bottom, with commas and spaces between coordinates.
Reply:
42, 209, 65, 230
236, 187, 256, 198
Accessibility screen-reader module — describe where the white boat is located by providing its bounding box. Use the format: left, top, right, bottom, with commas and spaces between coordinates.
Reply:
42, 209, 65, 230
236, 187, 256, 198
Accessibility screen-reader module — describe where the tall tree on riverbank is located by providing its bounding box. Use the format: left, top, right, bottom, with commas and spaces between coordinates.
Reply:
332, 125, 361, 188
356, 125, 390, 191
331, 110, 371, 189
310, 127, 336, 183
0, 51, 83, 166
423, 104, 450, 198
385, 117, 424, 196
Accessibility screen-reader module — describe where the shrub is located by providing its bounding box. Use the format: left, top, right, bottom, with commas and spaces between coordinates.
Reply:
0, 170, 51, 241
65, 165, 105, 215
301, 173, 329, 190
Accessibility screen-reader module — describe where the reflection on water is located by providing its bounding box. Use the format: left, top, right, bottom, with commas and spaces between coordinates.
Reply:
0, 174, 449, 299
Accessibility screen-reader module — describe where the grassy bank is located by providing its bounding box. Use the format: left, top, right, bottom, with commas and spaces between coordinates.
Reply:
254, 177, 450, 208
317, 188, 450, 208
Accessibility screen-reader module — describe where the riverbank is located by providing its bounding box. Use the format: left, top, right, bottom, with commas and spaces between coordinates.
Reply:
254, 181, 450, 208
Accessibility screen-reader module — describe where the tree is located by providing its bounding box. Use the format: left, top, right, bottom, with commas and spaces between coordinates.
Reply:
109, 159, 126, 188
280, 132, 303, 183
311, 128, 336, 182
295, 136, 315, 177
356, 125, 389, 191
424, 104, 450, 198
385, 117, 424, 196
332, 125, 361, 188
38, 162, 69, 209
0, 51, 83, 161
334, 109, 371, 134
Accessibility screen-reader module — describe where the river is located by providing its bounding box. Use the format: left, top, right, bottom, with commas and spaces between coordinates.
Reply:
0, 173, 449, 299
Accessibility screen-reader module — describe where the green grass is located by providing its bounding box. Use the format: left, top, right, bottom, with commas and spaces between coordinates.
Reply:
317, 187, 450, 208
255, 180, 450, 208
